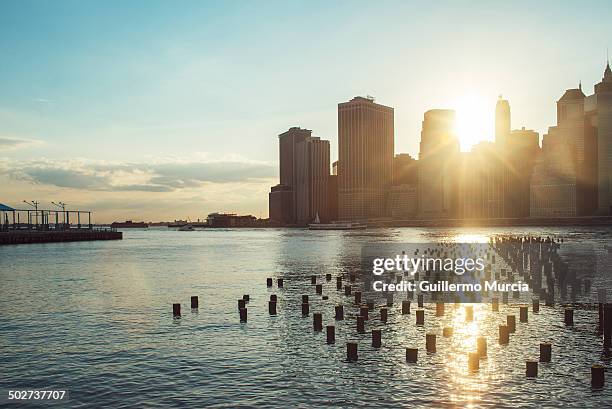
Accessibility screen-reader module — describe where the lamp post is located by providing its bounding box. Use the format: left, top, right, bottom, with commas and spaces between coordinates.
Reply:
51, 202, 67, 230
23, 200, 39, 229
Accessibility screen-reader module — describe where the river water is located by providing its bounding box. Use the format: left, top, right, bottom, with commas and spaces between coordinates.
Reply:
1, 227, 611, 408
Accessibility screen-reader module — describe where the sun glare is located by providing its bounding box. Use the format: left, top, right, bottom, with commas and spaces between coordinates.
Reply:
454, 94, 493, 151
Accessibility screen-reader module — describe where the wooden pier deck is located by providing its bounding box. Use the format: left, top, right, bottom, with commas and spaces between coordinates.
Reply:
0, 230, 122, 245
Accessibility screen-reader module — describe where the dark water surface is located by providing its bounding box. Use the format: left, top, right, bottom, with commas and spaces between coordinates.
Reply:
1, 227, 612, 408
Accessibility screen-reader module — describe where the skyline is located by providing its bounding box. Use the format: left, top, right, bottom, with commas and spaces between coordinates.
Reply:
2, 1, 612, 222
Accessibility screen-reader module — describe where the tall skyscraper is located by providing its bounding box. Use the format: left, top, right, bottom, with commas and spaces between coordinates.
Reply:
269, 127, 312, 225
338, 96, 394, 220
586, 62, 612, 214
417, 109, 460, 218
295, 137, 330, 223
495, 96, 511, 147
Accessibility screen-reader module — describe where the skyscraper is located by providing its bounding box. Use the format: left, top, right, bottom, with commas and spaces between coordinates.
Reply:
495, 96, 511, 147
586, 62, 612, 214
338, 96, 394, 220
295, 137, 330, 223
417, 109, 460, 218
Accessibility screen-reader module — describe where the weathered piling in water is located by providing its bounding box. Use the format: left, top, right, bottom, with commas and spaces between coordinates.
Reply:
350, 273, 356, 282
345, 285, 352, 296
326, 325, 335, 344
243, 294, 250, 302
465, 306, 474, 322
526, 361, 538, 377
313, 313, 323, 331
386, 294, 394, 307
326, 273, 332, 281
492, 297, 499, 312
347, 342, 358, 361
335, 305, 344, 320
270, 294, 277, 302
316, 284, 323, 295
417, 294, 424, 308
239, 308, 247, 322
357, 316, 365, 333
277, 278, 284, 288
499, 325, 510, 344
238, 299, 246, 310
416, 309, 425, 326
302, 302, 310, 316
564, 308, 574, 326
520, 306, 528, 322
402, 300, 411, 315
367, 301, 374, 311
380, 308, 388, 322
354, 291, 362, 304
436, 303, 445, 316
443, 327, 453, 337
507, 315, 516, 333
406, 348, 418, 363
540, 342, 551, 362
302, 294, 309, 304
603, 304, 612, 350
372, 329, 382, 348
360, 306, 369, 320
311, 275, 317, 285
598, 303, 604, 335
336, 277, 342, 290
533, 299, 540, 313
477, 337, 487, 357
426, 334, 436, 353
268, 301, 277, 315
190, 296, 198, 309
173, 303, 181, 317
266, 278, 273, 287
468, 352, 480, 371
592, 364, 605, 388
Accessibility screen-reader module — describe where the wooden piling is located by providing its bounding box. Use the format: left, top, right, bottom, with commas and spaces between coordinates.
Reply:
492, 297, 499, 312
242, 294, 250, 302
326, 273, 332, 281
347, 342, 358, 361
190, 296, 198, 309
266, 278, 273, 287
386, 294, 394, 307
311, 275, 317, 285
367, 301, 374, 311
507, 315, 516, 333
426, 334, 436, 353
465, 306, 474, 322
313, 313, 323, 331
539, 342, 551, 362
416, 309, 424, 326
354, 291, 362, 304
238, 299, 246, 310
443, 327, 453, 337
532, 299, 540, 313
316, 284, 323, 295
402, 300, 411, 315
357, 316, 365, 333
302, 294, 309, 304
360, 306, 369, 320
270, 294, 277, 302
477, 337, 487, 357
468, 352, 480, 371
406, 348, 418, 363
418, 294, 424, 308
302, 303, 310, 316
603, 303, 612, 350
499, 325, 509, 344
436, 303, 445, 317
345, 285, 352, 296
526, 361, 538, 377
372, 329, 382, 348
239, 307, 247, 322
349, 273, 356, 282
380, 308, 388, 323
336, 276, 342, 290
173, 303, 181, 317
564, 308, 574, 326
591, 364, 605, 388
277, 278, 284, 288
268, 300, 277, 315
335, 305, 344, 320
326, 325, 335, 344
520, 306, 528, 323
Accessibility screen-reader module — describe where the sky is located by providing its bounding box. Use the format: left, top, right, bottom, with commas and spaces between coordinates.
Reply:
1, 0, 611, 222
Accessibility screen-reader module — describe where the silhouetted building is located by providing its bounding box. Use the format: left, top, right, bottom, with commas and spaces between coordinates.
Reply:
586, 62, 612, 214
458, 143, 504, 218
269, 184, 293, 225
206, 213, 259, 227
338, 96, 394, 220
496, 96, 511, 147
393, 153, 418, 186
328, 174, 338, 221
332, 161, 338, 176
295, 137, 330, 224
418, 109, 460, 218
507, 127, 540, 217
387, 184, 418, 218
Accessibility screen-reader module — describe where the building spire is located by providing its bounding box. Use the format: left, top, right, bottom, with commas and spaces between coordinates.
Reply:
579, 80, 582, 91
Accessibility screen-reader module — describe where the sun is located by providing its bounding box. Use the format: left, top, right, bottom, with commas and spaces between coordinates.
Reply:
453, 94, 494, 151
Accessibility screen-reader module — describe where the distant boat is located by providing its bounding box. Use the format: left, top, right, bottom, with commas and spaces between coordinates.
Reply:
111, 221, 148, 228
309, 214, 366, 230
178, 224, 195, 231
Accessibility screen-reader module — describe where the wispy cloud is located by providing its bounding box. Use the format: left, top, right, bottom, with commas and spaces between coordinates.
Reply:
1, 156, 276, 193
0, 137, 43, 151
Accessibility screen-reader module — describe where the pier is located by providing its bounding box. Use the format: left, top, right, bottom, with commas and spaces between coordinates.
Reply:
0, 203, 122, 245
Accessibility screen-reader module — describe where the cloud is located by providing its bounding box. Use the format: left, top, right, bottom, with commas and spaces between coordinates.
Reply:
1, 156, 276, 193
0, 137, 42, 151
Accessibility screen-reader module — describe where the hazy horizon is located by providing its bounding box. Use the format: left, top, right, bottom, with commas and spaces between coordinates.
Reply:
1, 1, 611, 223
